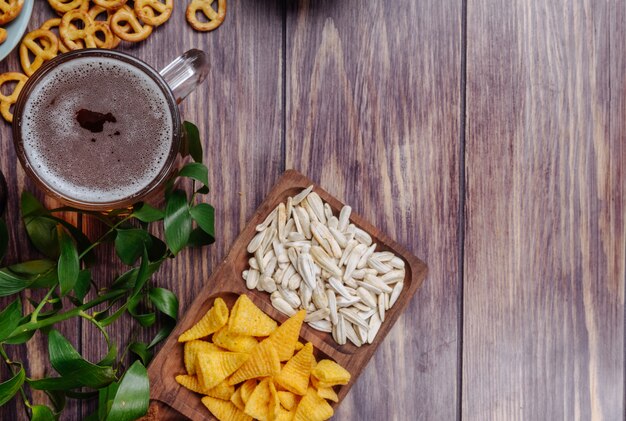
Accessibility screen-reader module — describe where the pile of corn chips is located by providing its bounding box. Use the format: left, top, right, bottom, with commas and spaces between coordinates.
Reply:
177, 294, 351, 421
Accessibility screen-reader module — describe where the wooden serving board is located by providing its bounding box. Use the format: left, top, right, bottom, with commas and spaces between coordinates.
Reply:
147, 170, 428, 420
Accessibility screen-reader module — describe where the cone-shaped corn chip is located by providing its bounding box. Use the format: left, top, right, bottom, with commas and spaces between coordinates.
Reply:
206, 381, 237, 400
197, 351, 250, 390
201, 396, 252, 421
269, 380, 280, 421
229, 295, 277, 336
244, 378, 271, 420
276, 406, 296, 421
240, 379, 257, 404
294, 388, 334, 421
179, 298, 229, 342
277, 391, 298, 411
184, 340, 222, 375
176, 374, 211, 395
316, 386, 338, 403
311, 359, 351, 386
213, 326, 259, 353
265, 310, 306, 361
275, 343, 314, 396
228, 341, 281, 385
230, 386, 245, 411
294, 341, 305, 352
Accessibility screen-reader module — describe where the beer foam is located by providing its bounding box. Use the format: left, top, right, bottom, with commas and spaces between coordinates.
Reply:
21, 56, 174, 204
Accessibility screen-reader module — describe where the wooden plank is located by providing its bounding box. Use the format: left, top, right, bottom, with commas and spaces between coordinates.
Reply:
463, 0, 625, 419
286, 0, 462, 419
0, 0, 283, 419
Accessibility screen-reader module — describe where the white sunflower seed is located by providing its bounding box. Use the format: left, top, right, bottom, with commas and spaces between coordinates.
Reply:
358, 308, 376, 320
308, 319, 332, 333
372, 251, 395, 262
367, 313, 382, 344
272, 296, 296, 316
291, 185, 313, 205
287, 232, 305, 242
367, 256, 393, 274
389, 282, 404, 307
344, 322, 362, 347
295, 206, 311, 238
357, 243, 377, 269
329, 227, 348, 249
355, 323, 368, 344
310, 246, 342, 277
378, 293, 386, 322
327, 289, 338, 324
354, 227, 373, 246
279, 288, 301, 308
305, 308, 330, 323
328, 216, 339, 230
339, 308, 369, 329
336, 295, 361, 307
389, 256, 406, 269
324, 203, 334, 222
273, 240, 289, 265
381, 270, 406, 284
277, 203, 287, 241
260, 276, 277, 293
246, 270, 260, 290
312, 279, 329, 309
356, 287, 377, 308
339, 239, 358, 267
307, 192, 326, 224
344, 244, 367, 280
260, 227, 277, 255
364, 274, 393, 294
247, 230, 266, 254
248, 257, 259, 270
256, 208, 277, 232
338, 206, 351, 232
288, 273, 302, 290
356, 280, 383, 295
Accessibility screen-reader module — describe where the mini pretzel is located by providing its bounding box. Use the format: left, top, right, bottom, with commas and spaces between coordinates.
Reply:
47, 0, 88, 15
20, 29, 59, 77
0, 72, 28, 123
41, 18, 83, 53
135, 0, 173, 27
111, 6, 153, 42
59, 9, 100, 50
93, 0, 128, 11
186, 0, 226, 32
0, 28, 6, 44
88, 5, 122, 48
0, 0, 24, 25
93, 21, 115, 49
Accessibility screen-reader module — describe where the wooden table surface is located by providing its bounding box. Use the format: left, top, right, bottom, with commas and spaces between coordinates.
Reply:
0, 0, 624, 420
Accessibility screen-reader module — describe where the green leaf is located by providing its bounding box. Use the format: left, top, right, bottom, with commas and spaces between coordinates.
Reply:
146, 234, 167, 261
9, 259, 56, 276
0, 269, 31, 297
131, 203, 164, 223
0, 218, 8, 262
31, 404, 55, 421
189, 203, 215, 239
0, 298, 22, 341
187, 227, 216, 248
73, 270, 91, 303
128, 295, 155, 328
115, 229, 151, 265
182, 121, 203, 163
46, 330, 116, 389
44, 389, 66, 414
0, 364, 25, 406
128, 342, 153, 366
148, 288, 178, 320
164, 190, 192, 255
21, 192, 47, 218
24, 216, 59, 258
58, 227, 79, 297
46, 216, 94, 263
98, 344, 118, 367
3, 328, 35, 345
148, 319, 176, 349
132, 249, 151, 297
178, 162, 209, 188
105, 361, 149, 421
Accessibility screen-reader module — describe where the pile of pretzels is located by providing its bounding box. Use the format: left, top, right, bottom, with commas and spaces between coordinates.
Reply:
0, 0, 25, 46
0, 0, 226, 123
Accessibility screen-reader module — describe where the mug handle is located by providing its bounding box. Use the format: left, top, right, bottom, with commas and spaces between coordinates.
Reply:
159, 49, 209, 104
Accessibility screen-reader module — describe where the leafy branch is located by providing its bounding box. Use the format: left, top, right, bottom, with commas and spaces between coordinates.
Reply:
0, 122, 214, 420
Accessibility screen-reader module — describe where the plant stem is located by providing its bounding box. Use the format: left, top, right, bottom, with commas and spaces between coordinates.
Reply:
0, 345, 31, 414
6, 290, 126, 340
79, 310, 110, 347
30, 286, 56, 323
78, 216, 132, 259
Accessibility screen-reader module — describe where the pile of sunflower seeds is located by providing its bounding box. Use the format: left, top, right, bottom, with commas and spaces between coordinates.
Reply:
242, 186, 405, 347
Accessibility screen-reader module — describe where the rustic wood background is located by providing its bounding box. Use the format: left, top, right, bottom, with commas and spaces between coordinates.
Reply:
0, 0, 624, 420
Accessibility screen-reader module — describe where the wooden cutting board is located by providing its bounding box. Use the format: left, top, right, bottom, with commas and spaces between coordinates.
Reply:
147, 169, 428, 420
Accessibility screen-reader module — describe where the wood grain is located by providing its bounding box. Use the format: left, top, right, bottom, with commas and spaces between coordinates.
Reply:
0, 0, 283, 419
285, 1, 462, 420
148, 170, 428, 420
463, 1, 625, 419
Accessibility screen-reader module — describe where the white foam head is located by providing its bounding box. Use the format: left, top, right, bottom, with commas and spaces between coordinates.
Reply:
21, 56, 174, 204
